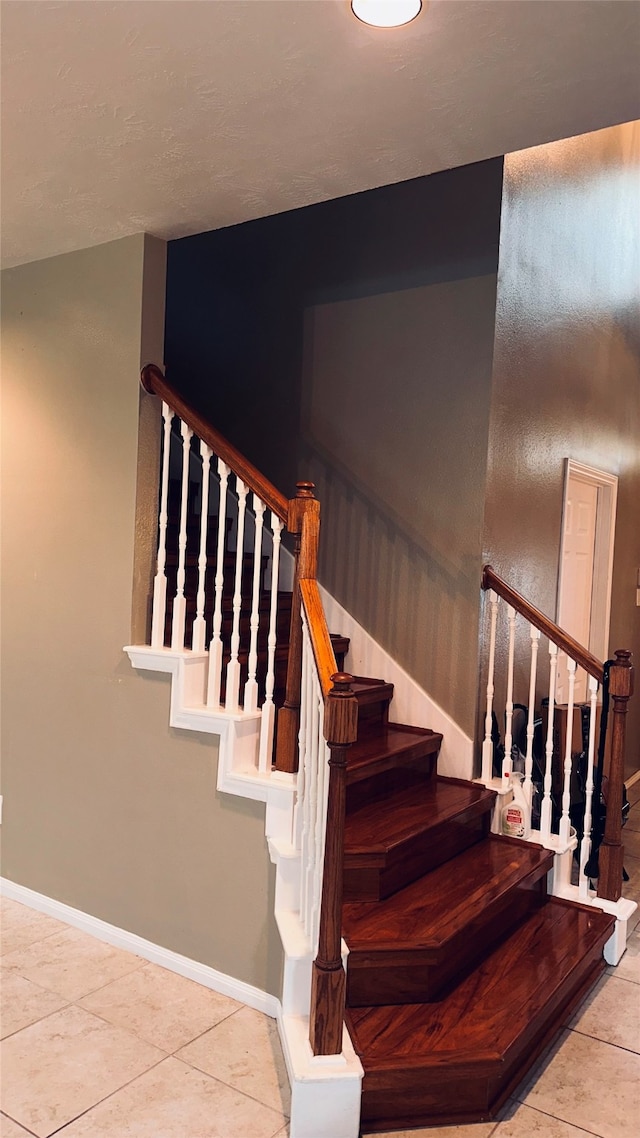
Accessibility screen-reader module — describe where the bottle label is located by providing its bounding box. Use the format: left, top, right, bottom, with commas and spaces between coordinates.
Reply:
502, 806, 525, 838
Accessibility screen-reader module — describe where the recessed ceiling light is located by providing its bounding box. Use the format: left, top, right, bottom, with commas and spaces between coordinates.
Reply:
351, 0, 422, 29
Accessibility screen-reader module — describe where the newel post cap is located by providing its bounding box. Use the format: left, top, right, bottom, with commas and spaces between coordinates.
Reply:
610, 650, 634, 699
325, 673, 358, 745
295, 481, 316, 498
329, 672, 354, 694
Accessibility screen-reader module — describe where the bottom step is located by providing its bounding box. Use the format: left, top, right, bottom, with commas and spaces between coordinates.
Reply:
348, 898, 614, 1132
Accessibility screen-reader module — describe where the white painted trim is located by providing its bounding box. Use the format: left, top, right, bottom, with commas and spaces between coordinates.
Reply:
0, 876, 278, 1017
277, 1011, 363, 1138
123, 645, 267, 800
318, 581, 474, 779
557, 459, 618, 663
125, 554, 476, 790
550, 878, 637, 966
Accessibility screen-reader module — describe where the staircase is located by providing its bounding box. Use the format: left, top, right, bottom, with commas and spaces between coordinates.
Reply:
160, 503, 615, 1126
132, 365, 632, 1138
330, 672, 613, 1131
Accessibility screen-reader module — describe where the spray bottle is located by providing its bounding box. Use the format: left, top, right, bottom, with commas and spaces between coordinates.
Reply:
501, 771, 530, 839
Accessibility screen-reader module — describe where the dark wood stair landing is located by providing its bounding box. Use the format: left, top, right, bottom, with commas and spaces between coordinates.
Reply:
348, 899, 614, 1131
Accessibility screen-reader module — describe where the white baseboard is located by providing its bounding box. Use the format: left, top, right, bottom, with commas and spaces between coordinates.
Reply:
0, 877, 279, 1018
123, 645, 268, 801
277, 1011, 362, 1138
1, 875, 363, 1137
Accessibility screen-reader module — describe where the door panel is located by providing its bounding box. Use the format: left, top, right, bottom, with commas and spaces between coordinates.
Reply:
557, 477, 598, 704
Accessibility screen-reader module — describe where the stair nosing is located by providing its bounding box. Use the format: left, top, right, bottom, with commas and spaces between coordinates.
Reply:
347, 900, 614, 1073
343, 837, 554, 954
345, 779, 495, 858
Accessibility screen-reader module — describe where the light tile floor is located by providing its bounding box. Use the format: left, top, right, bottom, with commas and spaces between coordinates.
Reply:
1, 785, 639, 1138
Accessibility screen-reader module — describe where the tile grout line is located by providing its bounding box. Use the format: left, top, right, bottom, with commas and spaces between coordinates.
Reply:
4, 1003, 289, 1135
70, 992, 244, 1054
499, 1100, 608, 1138
171, 1051, 291, 1121
0, 998, 74, 1043
2, 914, 291, 1132
42, 1052, 171, 1138
169, 1002, 244, 1051
0, 956, 147, 1010
0, 927, 80, 959
567, 1024, 640, 1057
1, 1111, 39, 1138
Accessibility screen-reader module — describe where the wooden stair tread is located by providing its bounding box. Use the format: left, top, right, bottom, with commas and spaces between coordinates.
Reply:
347, 898, 614, 1070
347, 723, 442, 783
351, 677, 394, 704
330, 633, 350, 652
345, 777, 495, 856
343, 836, 553, 953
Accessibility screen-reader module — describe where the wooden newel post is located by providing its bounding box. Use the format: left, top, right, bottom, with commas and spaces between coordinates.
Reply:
598, 650, 634, 902
275, 483, 320, 773
310, 673, 358, 1056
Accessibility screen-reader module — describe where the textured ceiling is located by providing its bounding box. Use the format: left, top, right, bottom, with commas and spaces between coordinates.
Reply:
2, 0, 639, 269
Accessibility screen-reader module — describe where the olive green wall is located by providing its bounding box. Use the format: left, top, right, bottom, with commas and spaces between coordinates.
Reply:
484, 121, 640, 777
1, 235, 282, 994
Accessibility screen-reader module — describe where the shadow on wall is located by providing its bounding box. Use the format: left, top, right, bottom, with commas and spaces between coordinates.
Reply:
164, 161, 505, 736
295, 275, 498, 738
300, 436, 483, 738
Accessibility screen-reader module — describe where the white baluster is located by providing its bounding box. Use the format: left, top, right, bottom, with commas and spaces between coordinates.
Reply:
558, 657, 577, 845
206, 459, 229, 708
503, 604, 517, 785
304, 669, 320, 937
300, 622, 314, 929
293, 627, 310, 851
579, 675, 599, 900
225, 477, 248, 712
258, 513, 283, 773
151, 402, 172, 648
317, 733, 331, 953
244, 496, 265, 713
171, 420, 193, 650
192, 440, 212, 653
540, 639, 559, 838
311, 717, 330, 954
524, 624, 540, 811
481, 590, 500, 783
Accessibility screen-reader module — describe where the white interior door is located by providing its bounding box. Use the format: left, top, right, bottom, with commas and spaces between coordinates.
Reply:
557, 474, 598, 703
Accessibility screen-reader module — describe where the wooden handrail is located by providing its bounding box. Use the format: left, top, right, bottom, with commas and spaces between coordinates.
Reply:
482, 564, 604, 683
274, 483, 321, 773
299, 579, 338, 697
141, 364, 288, 521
